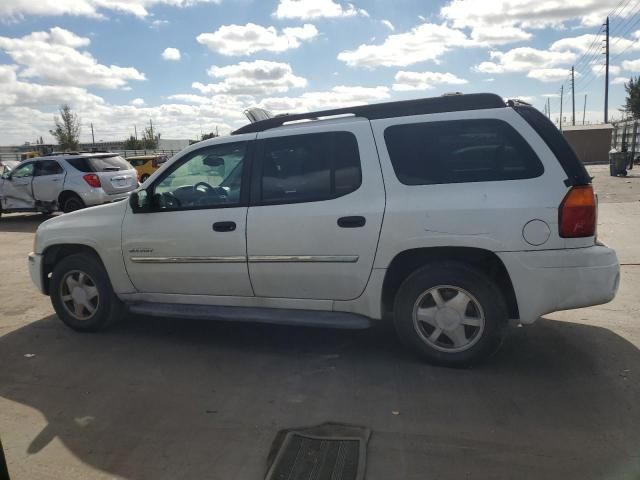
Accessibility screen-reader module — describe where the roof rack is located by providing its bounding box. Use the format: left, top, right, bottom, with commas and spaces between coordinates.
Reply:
232, 93, 506, 135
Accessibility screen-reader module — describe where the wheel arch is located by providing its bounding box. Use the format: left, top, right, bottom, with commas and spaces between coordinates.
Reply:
381, 246, 519, 319
41, 243, 105, 295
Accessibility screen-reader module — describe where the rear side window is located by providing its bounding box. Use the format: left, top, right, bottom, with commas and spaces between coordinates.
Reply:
259, 131, 361, 204
36, 160, 63, 176
67, 155, 132, 173
384, 119, 544, 185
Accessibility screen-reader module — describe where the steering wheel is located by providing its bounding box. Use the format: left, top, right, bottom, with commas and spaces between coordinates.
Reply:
194, 181, 228, 202
161, 191, 181, 208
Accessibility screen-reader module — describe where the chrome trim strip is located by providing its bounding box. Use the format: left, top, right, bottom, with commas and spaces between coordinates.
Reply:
248, 255, 359, 263
130, 256, 246, 264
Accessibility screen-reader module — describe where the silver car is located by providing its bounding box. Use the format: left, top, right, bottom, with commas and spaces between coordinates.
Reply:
0, 153, 138, 217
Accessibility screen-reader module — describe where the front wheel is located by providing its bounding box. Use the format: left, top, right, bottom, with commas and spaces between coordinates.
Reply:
393, 262, 507, 367
140, 174, 150, 183
50, 253, 125, 332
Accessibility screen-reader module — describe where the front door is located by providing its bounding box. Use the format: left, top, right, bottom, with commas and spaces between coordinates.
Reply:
247, 121, 385, 301
32, 160, 66, 206
2, 161, 35, 210
122, 138, 254, 296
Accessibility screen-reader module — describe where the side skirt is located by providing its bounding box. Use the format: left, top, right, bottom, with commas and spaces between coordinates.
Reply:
126, 302, 372, 330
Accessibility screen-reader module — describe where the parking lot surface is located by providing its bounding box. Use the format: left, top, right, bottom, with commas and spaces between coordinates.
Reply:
1, 164, 639, 480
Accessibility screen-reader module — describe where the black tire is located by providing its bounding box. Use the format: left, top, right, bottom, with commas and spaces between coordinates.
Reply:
50, 253, 125, 332
393, 262, 508, 368
140, 174, 150, 183
62, 194, 85, 213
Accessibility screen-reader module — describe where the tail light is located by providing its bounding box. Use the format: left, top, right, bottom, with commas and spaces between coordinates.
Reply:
559, 185, 596, 238
83, 173, 101, 188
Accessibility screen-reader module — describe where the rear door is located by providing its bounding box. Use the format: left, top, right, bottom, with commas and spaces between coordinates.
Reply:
246, 120, 385, 300
2, 161, 35, 209
32, 160, 65, 203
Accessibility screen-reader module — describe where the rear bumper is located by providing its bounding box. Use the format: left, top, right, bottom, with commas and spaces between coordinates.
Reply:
80, 189, 134, 207
28, 252, 45, 295
498, 245, 620, 324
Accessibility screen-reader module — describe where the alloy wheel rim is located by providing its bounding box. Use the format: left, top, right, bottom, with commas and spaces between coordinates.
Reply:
59, 270, 99, 321
412, 285, 485, 353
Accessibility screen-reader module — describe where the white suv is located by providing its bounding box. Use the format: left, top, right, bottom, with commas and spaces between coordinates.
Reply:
27, 94, 620, 366
0, 153, 137, 216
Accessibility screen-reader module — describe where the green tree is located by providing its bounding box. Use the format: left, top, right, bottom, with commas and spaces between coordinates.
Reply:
123, 135, 142, 150
141, 125, 160, 149
201, 130, 219, 141
49, 104, 81, 151
623, 77, 640, 119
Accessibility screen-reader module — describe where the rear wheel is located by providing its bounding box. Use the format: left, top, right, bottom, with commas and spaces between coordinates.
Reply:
50, 253, 125, 332
61, 194, 85, 213
393, 262, 507, 367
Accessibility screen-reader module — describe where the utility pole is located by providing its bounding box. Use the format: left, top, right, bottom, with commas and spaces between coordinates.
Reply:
560, 84, 564, 131
90, 123, 95, 146
149, 119, 154, 140
134, 124, 138, 141
571, 66, 576, 126
605, 16, 610, 124
583, 94, 587, 125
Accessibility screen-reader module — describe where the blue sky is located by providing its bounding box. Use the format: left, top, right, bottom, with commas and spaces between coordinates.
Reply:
0, 0, 638, 144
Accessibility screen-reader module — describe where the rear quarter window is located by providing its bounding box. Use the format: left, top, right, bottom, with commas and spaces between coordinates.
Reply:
384, 119, 544, 185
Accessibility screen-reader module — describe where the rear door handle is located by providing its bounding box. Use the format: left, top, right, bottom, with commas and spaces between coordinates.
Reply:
337, 216, 366, 228
213, 221, 236, 232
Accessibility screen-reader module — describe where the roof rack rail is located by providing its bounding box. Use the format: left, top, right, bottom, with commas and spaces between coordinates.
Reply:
232, 93, 506, 135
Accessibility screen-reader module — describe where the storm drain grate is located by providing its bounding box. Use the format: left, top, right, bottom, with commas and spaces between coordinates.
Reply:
265, 423, 371, 480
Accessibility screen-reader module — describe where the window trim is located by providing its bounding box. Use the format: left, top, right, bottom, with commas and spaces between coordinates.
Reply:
249, 131, 363, 207
383, 118, 545, 186
137, 140, 253, 214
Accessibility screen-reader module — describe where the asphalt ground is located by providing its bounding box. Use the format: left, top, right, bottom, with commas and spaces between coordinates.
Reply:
0, 164, 639, 480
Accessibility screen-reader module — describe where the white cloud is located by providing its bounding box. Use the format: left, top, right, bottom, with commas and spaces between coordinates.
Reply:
381, 19, 395, 31
274, 0, 368, 19
470, 26, 531, 45
622, 59, 640, 72
551, 34, 640, 56
476, 47, 576, 74
612, 77, 628, 85
161, 47, 181, 61
192, 60, 307, 95
441, 0, 627, 31
130, 98, 145, 106
0, 64, 105, 108
0, 28, 145, 89
196, 23, 318, 56
338, 23, 473, 68
258, 85, 390, 113
527, 68, 577, 83
0, 0, 222, 20
151, 19, 169, 28
392, 71, 468, 91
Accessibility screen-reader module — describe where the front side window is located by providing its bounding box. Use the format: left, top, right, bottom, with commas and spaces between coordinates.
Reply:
11, 162, 34, 179
384, 119, 544, 185
259, 131, 361, 204
152, 142, 247, 210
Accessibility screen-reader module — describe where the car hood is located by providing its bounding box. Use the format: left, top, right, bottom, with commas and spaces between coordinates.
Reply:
34, 200, 128, 254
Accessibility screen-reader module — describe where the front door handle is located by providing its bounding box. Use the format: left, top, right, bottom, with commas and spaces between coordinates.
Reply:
337, 216, 366, 228
213, 221, 236, 232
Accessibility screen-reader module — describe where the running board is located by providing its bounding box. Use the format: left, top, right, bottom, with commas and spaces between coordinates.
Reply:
127, 302, 372, 330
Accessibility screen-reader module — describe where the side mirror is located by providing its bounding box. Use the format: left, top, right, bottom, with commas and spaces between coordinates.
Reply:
129, 189, 151, 213
1, 172, 10, 180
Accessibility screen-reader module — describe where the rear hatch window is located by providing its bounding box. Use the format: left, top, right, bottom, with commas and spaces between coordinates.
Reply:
67, 155, 133, 172
512, 105, 591, 185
